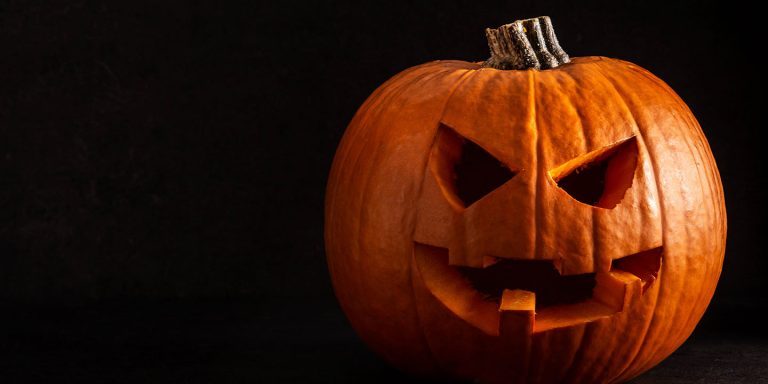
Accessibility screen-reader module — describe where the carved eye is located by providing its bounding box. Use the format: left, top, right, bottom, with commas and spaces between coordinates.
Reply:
549, 137, 638, 209
431, 125, 517, 207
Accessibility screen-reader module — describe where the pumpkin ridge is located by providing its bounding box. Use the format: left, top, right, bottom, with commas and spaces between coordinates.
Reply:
419, 69, 480, 212
551, 324, 589, 382
587, 61, 667, 380
533, 65, 597, 369
407, 67, 481, 375
561, 68, 591, 158
436, 69, 480, 127
329, 64, 459, 373
326, 65, 433, 307
326, 63, 440, 223
351, 69, 437, 261
613, 61, 725, 377
594, 61, 690, 381
625, 64, 726, 300
571, 65, 602, 382
531, 70, 543, 264
618, 69, 704, 379
626, 67, 721, 353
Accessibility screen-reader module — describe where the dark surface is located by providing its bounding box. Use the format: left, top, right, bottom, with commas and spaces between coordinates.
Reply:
1, 298, 766, 383
0, 0, 765, 382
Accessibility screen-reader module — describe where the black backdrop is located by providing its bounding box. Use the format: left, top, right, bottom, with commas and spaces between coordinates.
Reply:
1, 1, 765, 382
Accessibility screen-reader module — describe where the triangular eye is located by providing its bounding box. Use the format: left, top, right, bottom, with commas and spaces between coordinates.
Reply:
549, 137, 638, 209
430, 125, 517, 207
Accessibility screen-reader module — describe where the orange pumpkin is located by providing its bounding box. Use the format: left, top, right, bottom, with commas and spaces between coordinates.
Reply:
325, 16, 726, 383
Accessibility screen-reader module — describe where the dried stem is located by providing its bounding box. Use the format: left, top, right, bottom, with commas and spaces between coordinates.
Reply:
484, 16, 570, 70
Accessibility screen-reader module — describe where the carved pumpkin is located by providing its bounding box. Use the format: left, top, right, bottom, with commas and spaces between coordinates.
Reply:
325, 17, 726, 383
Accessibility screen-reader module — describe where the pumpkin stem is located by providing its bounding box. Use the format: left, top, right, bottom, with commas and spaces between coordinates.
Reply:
484, 16, 570, 70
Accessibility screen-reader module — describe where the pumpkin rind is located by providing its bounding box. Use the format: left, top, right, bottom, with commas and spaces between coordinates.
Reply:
324, 57, 726, 383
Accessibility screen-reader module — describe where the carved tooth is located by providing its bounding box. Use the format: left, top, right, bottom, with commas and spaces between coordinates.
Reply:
499, 289, 536, 336
497, 289, 535, 379
593, 270, 643, 312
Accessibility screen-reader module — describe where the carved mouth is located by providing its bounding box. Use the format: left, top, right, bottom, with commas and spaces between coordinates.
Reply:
413, 243, 662, 336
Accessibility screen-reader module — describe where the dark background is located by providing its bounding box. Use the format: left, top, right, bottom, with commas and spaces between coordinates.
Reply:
0, 1, 765, 382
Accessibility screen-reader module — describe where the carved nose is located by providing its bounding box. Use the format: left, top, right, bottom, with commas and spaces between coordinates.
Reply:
447, 169, 537, 268
447, 168, 600, 276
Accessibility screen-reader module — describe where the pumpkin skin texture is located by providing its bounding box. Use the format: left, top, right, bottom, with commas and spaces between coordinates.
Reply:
324, 57, 726, 383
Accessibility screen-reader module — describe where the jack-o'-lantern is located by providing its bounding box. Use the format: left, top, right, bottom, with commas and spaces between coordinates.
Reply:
325, 16, 726, 383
